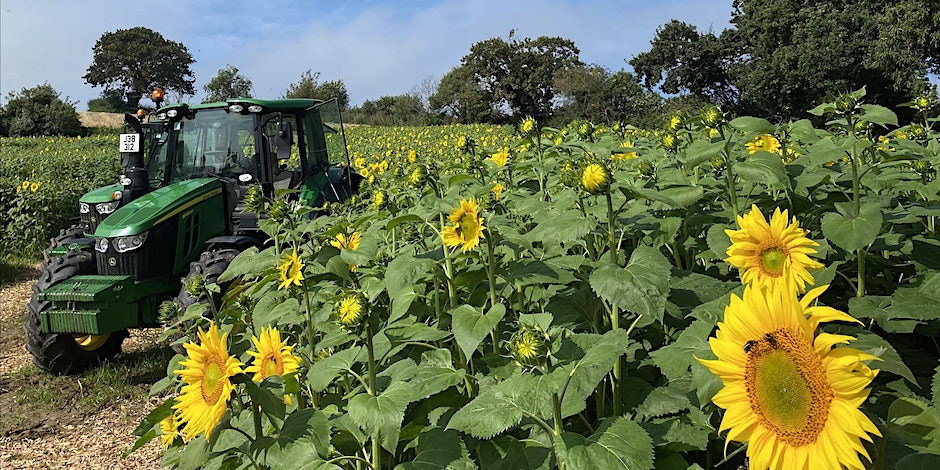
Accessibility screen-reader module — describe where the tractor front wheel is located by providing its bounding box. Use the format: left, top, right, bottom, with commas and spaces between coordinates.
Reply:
170, 249, 242, 354
25, 249, 128, 375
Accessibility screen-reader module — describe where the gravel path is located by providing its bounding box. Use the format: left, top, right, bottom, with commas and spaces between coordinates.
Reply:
1, 268, 167, 469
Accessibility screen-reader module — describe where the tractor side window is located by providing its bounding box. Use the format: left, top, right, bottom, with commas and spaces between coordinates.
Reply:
266, 116, 300, 189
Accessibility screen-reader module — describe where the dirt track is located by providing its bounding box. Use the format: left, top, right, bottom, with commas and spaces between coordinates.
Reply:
0, 266, 166, 469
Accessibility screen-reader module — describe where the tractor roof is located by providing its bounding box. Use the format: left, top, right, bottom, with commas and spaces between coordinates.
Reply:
156, 98, 326, 114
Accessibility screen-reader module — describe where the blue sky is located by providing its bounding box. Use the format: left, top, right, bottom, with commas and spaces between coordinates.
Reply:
0, 0, 734, 110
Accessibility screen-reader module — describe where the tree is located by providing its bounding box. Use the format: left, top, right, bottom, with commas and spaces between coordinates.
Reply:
87, 89, 136, 113
0, 83, 83, 137
83, 27, 196, 108
284, 70, 349, 109
553, 65, 662, 126
430, 65, 498, 124
631, 1, 935, 121
316, 80, 349, 111
203, 65, 253, 103
872, 0, 940, 94
461, 31, 583, 122
284, 70, 320, 99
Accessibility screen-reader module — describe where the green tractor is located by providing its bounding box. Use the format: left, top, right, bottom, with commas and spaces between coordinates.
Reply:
26, 96, 361, 374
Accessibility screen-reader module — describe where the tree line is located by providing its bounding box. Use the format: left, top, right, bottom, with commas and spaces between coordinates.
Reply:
2, 0, 938, 136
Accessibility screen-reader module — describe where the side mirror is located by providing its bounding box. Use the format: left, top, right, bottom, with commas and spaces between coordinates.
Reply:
276, 121, 293, 160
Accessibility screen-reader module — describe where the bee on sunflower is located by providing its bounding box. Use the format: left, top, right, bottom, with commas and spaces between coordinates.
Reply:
698, 284, 880, 470
441, 198, 486, 253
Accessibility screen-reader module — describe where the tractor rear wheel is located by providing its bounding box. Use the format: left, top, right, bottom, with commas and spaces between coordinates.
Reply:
25, 248, 129, 375
170, 249, 242, 354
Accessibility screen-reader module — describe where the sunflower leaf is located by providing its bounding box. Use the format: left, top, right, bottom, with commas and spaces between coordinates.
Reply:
589, 245, 671, 323
347, 381, 412, 453
821, 202, 883, 252
649, 319, 714, 381
554, 416, 654, 470
451, 303, 506, 362
525, 209, 597, 246
399, 428, 476, 470
735, 152, 790, 189
306, 346, 362, 392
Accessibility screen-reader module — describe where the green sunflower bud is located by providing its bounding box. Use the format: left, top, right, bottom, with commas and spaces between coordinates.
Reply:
661, 132, 678, 152
185, 275, 207, 298
911, 159, 933, 175
711, 156, 726, 172
700, 104, 724, 128
835, 94, 858, 113
158, 300, 182, 324
908, 123, 928, 140
508, 326, 549, 368
914, 95, 932, 110
244, 184, 266, 213
268, 199, 291, 222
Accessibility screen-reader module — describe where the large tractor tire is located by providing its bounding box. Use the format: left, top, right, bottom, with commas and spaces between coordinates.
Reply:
25, 247, 129, 375
170, 249, 242, 354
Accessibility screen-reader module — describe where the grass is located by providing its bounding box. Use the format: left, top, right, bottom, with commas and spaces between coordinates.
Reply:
0, 333, 175, 436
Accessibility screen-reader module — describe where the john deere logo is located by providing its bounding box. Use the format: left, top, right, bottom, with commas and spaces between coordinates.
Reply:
108, 257, 117, 267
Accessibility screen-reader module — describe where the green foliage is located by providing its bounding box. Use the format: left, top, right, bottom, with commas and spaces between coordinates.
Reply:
631, 0, 938, 121
87, 88, 136, 113
0, 134, 120, 257
9, 91, 940, 467
202, 65, 254, 103
0, 83, 84, 137
460, 31, 583, 122
283, 70, 349, 110
83, 27, 196, 105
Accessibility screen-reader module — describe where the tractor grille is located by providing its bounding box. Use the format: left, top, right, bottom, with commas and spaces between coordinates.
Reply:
81, 211, 102, 234
96, 221, 176, 279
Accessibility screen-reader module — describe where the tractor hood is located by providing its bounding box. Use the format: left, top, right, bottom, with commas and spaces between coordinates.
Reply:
94, 178, 223, 238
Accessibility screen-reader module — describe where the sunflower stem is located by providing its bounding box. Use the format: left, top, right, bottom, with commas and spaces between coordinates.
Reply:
366, 322, 381, 470
251, 400, 262, 439
552, 392, 564, 436
485, 230, 498, 310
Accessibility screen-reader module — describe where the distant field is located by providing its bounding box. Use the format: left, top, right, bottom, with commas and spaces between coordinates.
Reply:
78, 111, 124, 128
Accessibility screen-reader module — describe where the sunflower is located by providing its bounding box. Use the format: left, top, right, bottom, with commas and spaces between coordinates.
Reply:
581, 163, 609, 195
245, 326, 301, 382
725, 205, 824, 293
491, 182, 505, 201
172, 323, 244, 440
335, 293, 366, 326
488, 149, 509, 167
330, 232, 361, 251
278, 250, 304, 290
746, 134, 782, 155
698, 284, 880, 470
160, 412, 184, 447
441, 198, 486, 252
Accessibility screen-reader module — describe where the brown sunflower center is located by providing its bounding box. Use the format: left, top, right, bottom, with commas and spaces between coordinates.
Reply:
201, 360, 226, 404
758, 245, 788, 276
745, 328, 833, 446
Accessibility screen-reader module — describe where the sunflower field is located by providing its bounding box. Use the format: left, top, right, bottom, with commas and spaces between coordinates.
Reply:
7, 87, 939, 468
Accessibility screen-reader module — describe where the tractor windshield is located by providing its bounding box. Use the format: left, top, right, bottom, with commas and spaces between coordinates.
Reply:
153, 108, 260, 183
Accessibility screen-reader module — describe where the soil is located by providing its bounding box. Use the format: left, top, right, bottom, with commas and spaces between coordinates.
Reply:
0, 265, 166, 469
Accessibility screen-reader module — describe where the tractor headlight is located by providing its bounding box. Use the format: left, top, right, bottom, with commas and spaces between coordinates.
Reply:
96, 201, 120, 214
114, 233, 147, 253
95, 237, 109, 253
79, 202, 90, 214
